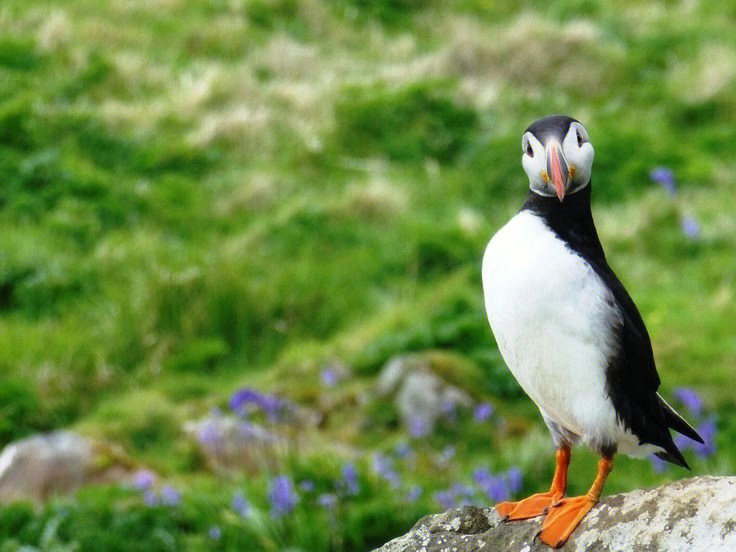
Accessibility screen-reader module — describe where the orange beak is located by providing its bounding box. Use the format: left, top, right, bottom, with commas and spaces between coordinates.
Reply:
546, 141, 569, 202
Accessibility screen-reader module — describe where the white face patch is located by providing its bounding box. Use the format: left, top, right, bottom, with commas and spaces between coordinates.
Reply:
522, 122, 595, 197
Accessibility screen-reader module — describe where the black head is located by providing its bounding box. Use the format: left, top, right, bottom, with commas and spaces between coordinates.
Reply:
521, 115, 594, 202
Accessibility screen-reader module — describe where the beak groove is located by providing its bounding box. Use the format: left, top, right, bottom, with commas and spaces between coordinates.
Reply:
546, 142, 569, 202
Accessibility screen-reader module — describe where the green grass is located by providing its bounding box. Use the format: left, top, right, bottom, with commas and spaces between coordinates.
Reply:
1, 0, 735, 550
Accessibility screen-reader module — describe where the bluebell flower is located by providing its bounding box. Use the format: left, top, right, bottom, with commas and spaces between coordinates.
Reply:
505, 467, 523, 495
208, 526, 221, 541
408, 416, 429, 438
230, 388, 261, 414
341, 462, 360, 496
680, 215, 700, 239
650, 454, 669, 472
299, 480, 315, 493
450, 483, 474, 505
439, 446, 455, 464
269, 475, 297, 517
317, 493, 338, 509
198, 419, 220, 447
674, 388, 703, 417
321, 368, 339, 386
373, 453, 400, 487
406, 485, 422, 502
474, 402, 494, 422
232, 492, 250, 517
695, 418, 716, 458
435, 490, 455, 509
160, 485, 180, 506
473, 468, 510, 502
144, 490, 158, 506
650, 167, 677, 195
133, 470, 155, 491
394, 442, 411, 459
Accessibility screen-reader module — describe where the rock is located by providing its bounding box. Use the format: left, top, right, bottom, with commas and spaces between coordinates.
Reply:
374, 476, 736, 551
0, 431, 134, 504
376, 354, 472, 436
183, 414, 287, 473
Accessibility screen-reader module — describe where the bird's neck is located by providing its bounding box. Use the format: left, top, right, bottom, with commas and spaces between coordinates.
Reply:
522, 182, 607, 262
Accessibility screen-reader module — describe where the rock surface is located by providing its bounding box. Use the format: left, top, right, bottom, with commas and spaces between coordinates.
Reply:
374, 476, 736, 552
0, 431, 134, 503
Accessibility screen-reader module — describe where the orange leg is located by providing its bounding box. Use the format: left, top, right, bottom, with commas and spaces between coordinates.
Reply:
537, 456, 613, 548
496, 447, 570, 520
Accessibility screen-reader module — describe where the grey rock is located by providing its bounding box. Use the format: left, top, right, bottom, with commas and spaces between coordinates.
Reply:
184, 414, 287, 473
0, 431, 133, 503
374, 476, 736, 551
376, 354, 472, 436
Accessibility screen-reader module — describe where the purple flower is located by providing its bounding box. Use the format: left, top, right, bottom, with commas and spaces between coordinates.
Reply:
473, 468, 510, 502
341, 462, 360, 496
439, 446, 455, 464
133, 470, 155, 491
198, 419, 220, 447
695, 418, 716, 458
650, 454, 669, 472
232, 492, 250, 517
406, 485, 422, 502
230, 388, 261, 414
435, 490, 455, 509
317, 493, 338, 509
269, 475, 297, 517
208, 526, 221, 540
394, 442, 411, 459
299, 480, 315, 493
680, 215, 700, 239
373, 454, 400, 487
144, 490, 158, 506
450, 483, 474, 504
408, 416, 430, 438
650, 167, 676, 195
474, 402, 494, 422
321, 368, 339, 386
160, 485, 180, 506
674, 388, 703, 417
440, 399, 456, 418
505, 467, 523, 495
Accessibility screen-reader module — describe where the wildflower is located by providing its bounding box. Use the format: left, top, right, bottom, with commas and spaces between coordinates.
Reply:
473, 468, 510, 502
208, 526, 221, 541
341, 462, 360, 496
435, 490, 455, 509
440, 399, 456, 418
394, 442, 411, 459
474, 402, 494, 422
680, 215, 700, 239
650, 454, 669, 473
439, 446, 455, 464
695, 418, 716, 458
450, 483, 474, 505
299, 480, 315, 493
160, 485, 180, 506
674, 388, 703, 417
408, 416, 429, 438
269, 475, 297, 517
650, 167, 676, 195
144, 490, 158, 506
230, 388, 261, 414
321, 368, 339, 386
317, 493, 338, 509
232, 492, 250, 517
406, 485, 422, 502
132, 470, 155, 491
505, 467, 523, 494
198, 419, 220, 447
373, 453, 400, 487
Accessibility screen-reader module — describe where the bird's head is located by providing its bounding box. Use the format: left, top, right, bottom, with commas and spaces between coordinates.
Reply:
521, 115, 594, 202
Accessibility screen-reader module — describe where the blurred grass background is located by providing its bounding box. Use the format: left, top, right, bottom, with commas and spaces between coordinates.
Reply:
0, 0, 735, 550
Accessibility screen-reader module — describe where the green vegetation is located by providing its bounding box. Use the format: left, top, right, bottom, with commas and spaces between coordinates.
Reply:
1, 0, 735, 550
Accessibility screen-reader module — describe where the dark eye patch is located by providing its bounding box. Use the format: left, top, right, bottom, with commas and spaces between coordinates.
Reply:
576, 129, 583, 147
526, 143, 534, 157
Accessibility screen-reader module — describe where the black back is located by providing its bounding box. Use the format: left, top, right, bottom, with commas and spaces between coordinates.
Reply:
522, 185, 696, 466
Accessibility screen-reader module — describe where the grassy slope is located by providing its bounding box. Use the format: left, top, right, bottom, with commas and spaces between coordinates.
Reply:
0, 0, 735, 550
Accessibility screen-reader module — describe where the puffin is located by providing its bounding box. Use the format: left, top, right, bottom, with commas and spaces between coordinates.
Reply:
481, 115, 704, 548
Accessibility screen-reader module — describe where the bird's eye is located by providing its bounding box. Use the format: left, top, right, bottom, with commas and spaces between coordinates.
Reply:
576, 129, 583, 147
526, 143, 534, 157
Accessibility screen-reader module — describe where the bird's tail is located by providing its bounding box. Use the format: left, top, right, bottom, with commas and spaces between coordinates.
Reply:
658, 394, 704, 444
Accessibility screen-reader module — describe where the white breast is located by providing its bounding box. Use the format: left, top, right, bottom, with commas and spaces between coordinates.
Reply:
482, 211, 627, 449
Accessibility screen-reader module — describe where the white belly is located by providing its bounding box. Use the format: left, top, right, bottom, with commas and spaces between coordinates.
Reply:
482, 211, 631, 449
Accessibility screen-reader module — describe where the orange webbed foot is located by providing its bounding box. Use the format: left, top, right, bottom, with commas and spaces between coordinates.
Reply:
537, 495, 596, 548
495, 490, 563, 521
